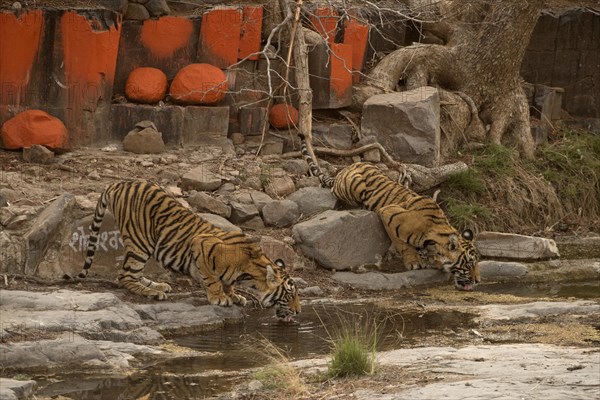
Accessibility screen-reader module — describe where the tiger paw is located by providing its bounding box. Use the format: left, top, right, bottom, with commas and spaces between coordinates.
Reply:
208, 293, 234, 307
154, 282, 172, 293
152, 291, 168, 301
231, 293, 248, 306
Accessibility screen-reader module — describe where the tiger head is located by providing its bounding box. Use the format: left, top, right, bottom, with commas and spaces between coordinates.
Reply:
419, 229, 480, 291
241, 246, 301, 322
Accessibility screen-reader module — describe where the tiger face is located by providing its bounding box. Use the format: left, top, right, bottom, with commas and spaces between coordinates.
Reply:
443, 230, 480, 291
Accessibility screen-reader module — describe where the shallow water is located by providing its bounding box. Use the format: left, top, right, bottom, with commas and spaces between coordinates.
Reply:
478, 280, 599, 299
36, 303, 474, 399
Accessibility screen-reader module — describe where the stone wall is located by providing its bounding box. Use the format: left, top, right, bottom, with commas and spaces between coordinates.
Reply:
521, 8, 599, 118
1, 4, 596, 149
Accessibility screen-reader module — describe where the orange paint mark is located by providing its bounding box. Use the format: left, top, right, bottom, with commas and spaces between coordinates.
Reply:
343, 18, 369, 84
310, 6, 338, 43
330, 43, 353, 102
61, 11, 121, 145
61, 12, 121, 88
200, 8, 242, 67
0, 11, 43, 104
141, 16, 194, 59
239, 6, 263, 61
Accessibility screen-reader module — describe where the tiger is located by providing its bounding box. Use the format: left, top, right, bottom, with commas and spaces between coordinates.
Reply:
78, 180, 301, 321
298, 134, 480, 291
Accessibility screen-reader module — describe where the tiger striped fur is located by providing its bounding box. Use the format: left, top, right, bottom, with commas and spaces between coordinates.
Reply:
299, 134, 480, 291
79, 180, 300, 320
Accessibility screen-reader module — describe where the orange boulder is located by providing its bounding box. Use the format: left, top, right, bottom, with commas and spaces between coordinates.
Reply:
1, 110, 68, 150
269, 103, 299, 129
125, 67, 168, 104
169, 63, 228, 105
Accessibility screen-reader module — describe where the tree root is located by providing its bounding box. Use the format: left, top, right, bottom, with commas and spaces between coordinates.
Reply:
265, 146, 467, 192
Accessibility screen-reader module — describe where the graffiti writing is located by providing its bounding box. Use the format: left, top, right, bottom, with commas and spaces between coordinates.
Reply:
68, 226, 123, 252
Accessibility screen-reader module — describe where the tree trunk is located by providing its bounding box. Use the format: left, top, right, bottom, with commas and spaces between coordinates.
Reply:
358, 0, 544, 159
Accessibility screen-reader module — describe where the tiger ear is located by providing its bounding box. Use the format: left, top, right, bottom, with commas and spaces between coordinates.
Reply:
266, 265, 278, 286
448, 234, 459, 251
243, 243, 262, 258
462, 229, 474, 241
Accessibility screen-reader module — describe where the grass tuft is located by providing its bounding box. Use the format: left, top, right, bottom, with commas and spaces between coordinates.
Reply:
246, 336, 307, 395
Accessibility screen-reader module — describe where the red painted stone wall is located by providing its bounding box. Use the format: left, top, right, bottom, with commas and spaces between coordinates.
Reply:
0, 10, 44, 124
198, 8, 242, 68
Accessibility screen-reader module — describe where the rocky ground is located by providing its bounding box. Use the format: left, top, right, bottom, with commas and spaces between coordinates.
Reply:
1, 143, 599, 399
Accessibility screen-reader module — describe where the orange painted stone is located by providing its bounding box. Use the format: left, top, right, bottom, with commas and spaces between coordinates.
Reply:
1, 110, 68, 150
125, 67, 168, 104
269, 104, 299, 129
170, 63, 228, 105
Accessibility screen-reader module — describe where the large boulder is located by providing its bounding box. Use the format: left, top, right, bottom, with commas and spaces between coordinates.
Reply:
292, 210, 391, 270
1, 110, 68, 150
262, 200, 299, 227
122, 123, 165, 154
476, 232, 560, 260
125, 67, 168, 104
287, 187, 337, 216
361, 86, 440, 167
269, 103, 299, 129
169, 63, 228, 105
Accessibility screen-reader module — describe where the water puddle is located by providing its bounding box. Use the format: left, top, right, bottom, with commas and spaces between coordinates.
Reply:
35, 302, 475, 399
478, 280, 600, 299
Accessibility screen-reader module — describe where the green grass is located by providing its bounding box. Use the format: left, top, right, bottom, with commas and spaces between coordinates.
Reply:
445, 199, 493, 232
329, 331, 376, 377
444, 170, 486, 197
317, 308, 384, 378
473, 143, 517, 177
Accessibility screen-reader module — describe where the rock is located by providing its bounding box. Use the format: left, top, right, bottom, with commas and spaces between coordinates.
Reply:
287, 187, 337, 215
0, 333, 160, 372
198, 213, 241, 232
133, 302, 243, 333
376, 344, 600, 400
361, 86, 440, 167
313, 123, 353, 149
477, 300, 599, 321
260, 236, 298, 267
283, 159, 309, 176
0, 378, 37, 400
170, 64, 228, 105
22, 144, 54, 164
232, 189, 274, 213
230, 132, 245, 145
332, 269, 447, 289
357, 135, 381, 162
269, 103, 299, 129
87, 169, 101, 180
292, 210, 391, 270
265, 175, 296, 198
125, 67, 168, 104
216, 182, 236, 195
0, 110, 68, 150
181, 167, 222, 191
479, 261, 529, 279
182, 106, 230, 146
240, 215, 265, 230
124, 2, 150, 19
262, 200, 299, 227
123, 126, 165, 154
258, 140, 284, 155
145, 0, 170, 17
476, 232, 560, 260
24, 193, 74, 275
188, 192, 231, 218
300, 286, 324, 296
0, 188, 18, 206
296, 175, 321, 188
229, 201, 260, 224
0, 290, 144, 337
247, 380, 264, 391
0, 232, 24, 273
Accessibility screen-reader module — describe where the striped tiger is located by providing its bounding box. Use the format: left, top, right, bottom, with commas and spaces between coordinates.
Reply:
79, 180, 300, 321
299, 134, 480, 291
